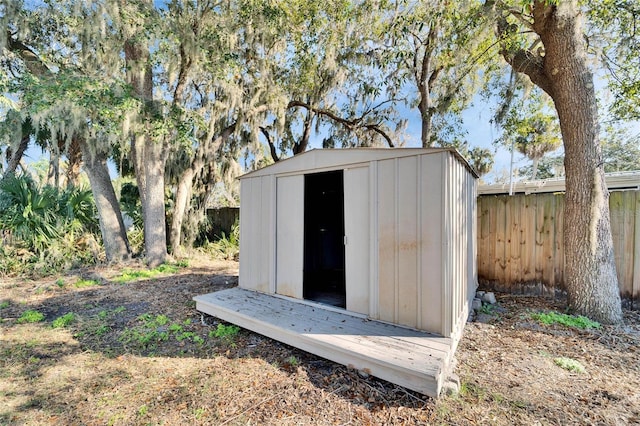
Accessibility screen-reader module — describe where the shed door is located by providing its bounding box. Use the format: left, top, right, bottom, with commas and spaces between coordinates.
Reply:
344, 167, 370, 315
276, 175, 304, 298
303, 170, 346, 308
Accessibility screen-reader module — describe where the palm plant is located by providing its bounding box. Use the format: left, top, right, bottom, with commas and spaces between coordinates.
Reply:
0, 175, 98, 254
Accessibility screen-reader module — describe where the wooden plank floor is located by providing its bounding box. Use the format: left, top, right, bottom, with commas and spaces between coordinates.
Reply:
194, 287, 453, 397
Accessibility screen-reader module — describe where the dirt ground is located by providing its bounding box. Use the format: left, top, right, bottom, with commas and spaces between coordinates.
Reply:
1, 256, 639, 425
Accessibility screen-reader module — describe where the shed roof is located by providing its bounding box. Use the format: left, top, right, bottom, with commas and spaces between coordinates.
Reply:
240, 147, 479, 179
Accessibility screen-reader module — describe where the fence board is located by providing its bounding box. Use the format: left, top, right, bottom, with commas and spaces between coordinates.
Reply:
478, 190, 639, 305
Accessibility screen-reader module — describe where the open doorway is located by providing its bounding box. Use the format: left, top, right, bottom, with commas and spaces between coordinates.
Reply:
303, 170, 346, 308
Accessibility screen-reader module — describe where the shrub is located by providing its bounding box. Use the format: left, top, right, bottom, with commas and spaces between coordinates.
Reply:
202, 220, 239, 261
52, 312, 76, 328
17, 310, 45, 324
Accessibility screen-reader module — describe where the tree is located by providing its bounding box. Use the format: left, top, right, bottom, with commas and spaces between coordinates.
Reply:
586, 2, 640, 121
495, 0, 623, 323
601, 125, 640, 172
255, 0, 399, 162
120, 0, 168, 266
381, 0, 497, 148
3, 23, 133, 263
500, 91, 561, 180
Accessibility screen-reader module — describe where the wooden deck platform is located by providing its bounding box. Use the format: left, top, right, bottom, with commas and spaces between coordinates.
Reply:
194, 287, 455, 397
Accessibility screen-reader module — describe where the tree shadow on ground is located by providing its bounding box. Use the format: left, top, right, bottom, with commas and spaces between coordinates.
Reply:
0, 266, 433, 425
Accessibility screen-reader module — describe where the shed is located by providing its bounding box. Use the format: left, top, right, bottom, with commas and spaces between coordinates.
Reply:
195, 147, 478, 396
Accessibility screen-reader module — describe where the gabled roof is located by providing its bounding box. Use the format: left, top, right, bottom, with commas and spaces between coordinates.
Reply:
240, 147, 478, 179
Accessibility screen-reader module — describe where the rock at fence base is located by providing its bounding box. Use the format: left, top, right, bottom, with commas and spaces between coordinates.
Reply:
472, 298, 483, 311
482, 292, 497, 305
476, 291, 486, 298
475, 313, 493, 324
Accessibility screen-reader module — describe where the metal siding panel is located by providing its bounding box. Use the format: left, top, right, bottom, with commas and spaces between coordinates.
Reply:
250, 178, 261, 290
239, 178, 252, 289
276, 175, 304, 299
377, 159, 397, 323
420, 154, 442, 334
397, 157, 419, 328
344, 166, 370, 315
442, 154, 453, 337
269, 175, 277, 294
256, 177, 271, 292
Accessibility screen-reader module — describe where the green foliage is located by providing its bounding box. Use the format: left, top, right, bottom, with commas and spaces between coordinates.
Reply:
497, 91, 562, 179
0, 301, 10, 309
531, 311, 601, 330
202, 221, 239, 261
119, 182, 143, 228
120, 313, 204, 351
0, 175, 63, 252
113, 264, 181, 283
478, 304, 496, 315
601, 125, 640, 173
17, 310, 45, 324
119, 314, 171, 349
74, 279, 99, 288
209, 323, 240, 343
553, 357, 585, 373
0, 175, 101, 275
52, 312, 75, 328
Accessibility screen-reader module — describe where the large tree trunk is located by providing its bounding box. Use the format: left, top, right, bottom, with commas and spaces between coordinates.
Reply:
65, 137, 83, 187
499, 1, 623, 323
169, 166, 195, 255
81, 143, 131, 262
124, 37, 168, 267
3, 134, 29, 179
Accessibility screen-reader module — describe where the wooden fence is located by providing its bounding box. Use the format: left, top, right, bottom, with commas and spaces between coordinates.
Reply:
477, 190, 640, 307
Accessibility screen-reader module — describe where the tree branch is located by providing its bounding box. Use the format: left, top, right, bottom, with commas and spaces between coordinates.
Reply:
496, 17, 555, 97
6, 31, 52, 77
287, 100, 395, 148
259, 126, 280, 162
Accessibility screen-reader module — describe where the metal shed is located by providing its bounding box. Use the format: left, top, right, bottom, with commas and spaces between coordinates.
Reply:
195, 147, 478, 396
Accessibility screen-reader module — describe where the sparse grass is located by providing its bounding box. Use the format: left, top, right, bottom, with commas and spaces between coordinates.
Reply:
119, 313, 205, 351
554, 357, 586, 373
209, 323, 240, 344
175, 259, 189, 268
478, 304, 496, 315
55, 278, 65, 288
79, 306, 127, 338
113, 263, 182, 283
137, 404, 148, 417
0, 301, 9, 309
17, 309, 45, 324
52, 312, 76, 328
74, 278, 100, 288
531, 311, 601, 329
2, 258, 638, 426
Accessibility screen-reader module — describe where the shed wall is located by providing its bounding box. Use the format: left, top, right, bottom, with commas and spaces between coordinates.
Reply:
238, 176, 273, 293
344, 166, 371, 315
442, 153, 477, 341
238, 149, 477, 337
